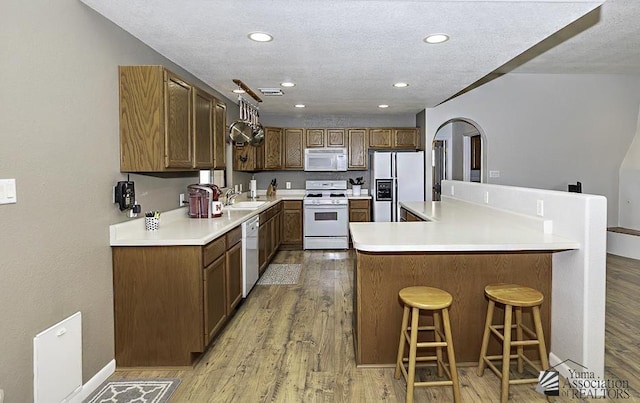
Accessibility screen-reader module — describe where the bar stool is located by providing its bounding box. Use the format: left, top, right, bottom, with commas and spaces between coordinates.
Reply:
394, 286, 461, 403
477, 283, 550, 403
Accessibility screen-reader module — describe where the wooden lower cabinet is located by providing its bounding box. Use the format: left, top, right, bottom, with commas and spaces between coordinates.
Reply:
349, 199, 371, 222
204, 254, 227, 344
226, 226, 243, 313
281, 200, 303, 249
112, 225, 243, 367
399, 207, 424, 222
259, 203, 283, 274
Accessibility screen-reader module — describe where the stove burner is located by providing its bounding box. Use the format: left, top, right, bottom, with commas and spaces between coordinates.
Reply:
330, 193, 346, 197
306, 193, 323, 198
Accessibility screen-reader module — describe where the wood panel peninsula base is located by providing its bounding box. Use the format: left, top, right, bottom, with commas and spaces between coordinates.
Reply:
353, 250, 553, 366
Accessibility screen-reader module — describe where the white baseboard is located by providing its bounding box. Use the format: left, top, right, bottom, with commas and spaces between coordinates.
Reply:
549, 353, 606, 398
607, 231, 640, 260
68, 359, 115, 403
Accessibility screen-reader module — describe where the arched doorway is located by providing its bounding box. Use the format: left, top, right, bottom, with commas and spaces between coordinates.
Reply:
432, 118, 487, 200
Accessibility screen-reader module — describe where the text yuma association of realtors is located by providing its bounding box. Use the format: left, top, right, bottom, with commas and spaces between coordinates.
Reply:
565, 369, 630, 399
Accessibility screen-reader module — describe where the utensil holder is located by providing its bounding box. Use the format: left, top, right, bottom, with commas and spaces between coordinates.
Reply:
145, 217, 160, 231
352, 185, 362, 196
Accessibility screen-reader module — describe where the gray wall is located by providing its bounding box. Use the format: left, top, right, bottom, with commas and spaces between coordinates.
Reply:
0, 0, 236, 399
423, 73, 640, 225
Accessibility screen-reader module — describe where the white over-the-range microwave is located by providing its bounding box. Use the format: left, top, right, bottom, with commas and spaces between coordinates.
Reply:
304, 148, 348, 171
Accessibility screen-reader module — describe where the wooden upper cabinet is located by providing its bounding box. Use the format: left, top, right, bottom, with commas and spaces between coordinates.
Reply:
368, 129, 392, 149
264, 127, 283, 169
393, 128, 419, 149
213, 99, 227, 169
348, 129, 368, 170
233, 143, 257, 171
164, 72, 193, 168
193, 88, 214, 169
284, 128, 304, 170
305, 129, 325, 148
326, 129, 346, 148
119, 65, 227, 172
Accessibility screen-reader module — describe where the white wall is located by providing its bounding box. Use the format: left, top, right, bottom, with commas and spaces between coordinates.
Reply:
424, 73, 640, 226
618, 105, 640, 229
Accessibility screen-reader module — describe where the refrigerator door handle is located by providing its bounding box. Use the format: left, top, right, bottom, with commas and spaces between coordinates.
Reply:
393, 178, 398, 222
391, 153, 396, 222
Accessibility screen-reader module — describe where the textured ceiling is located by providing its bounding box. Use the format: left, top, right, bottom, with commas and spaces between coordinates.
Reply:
512, 0, 640, 74
80, 0, 605, 115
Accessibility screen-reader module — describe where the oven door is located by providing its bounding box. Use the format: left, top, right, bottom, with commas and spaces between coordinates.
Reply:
304, 204, 348, 237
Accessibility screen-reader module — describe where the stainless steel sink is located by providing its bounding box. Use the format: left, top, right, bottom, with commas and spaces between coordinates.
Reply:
226, 201, 268, 210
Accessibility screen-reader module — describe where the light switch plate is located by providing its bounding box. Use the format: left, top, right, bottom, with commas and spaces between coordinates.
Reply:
0, 179, 16, 204
286, 182, 291, 189
537, 200, 544, 216
489, 170, 500, 178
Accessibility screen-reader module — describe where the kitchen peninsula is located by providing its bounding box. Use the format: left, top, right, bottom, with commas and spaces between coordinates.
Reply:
350, 180, 607, 387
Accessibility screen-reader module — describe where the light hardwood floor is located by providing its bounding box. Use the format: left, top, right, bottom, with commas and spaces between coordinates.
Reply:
113, 252, 640, 402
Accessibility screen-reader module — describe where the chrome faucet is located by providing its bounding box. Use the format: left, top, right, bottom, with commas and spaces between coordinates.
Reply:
223, 188, 239, 206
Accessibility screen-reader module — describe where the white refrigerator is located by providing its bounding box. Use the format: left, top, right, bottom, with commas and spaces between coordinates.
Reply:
371, 151, 425, 222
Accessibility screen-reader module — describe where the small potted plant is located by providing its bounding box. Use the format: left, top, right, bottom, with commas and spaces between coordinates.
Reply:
349, 177, 365, 196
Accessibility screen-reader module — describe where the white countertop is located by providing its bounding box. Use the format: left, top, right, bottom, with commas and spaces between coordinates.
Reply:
349, 199, 580, 253
109, 192, 304, 246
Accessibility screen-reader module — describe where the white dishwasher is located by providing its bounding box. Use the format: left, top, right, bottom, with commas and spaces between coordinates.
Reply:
241, 215, 260, 298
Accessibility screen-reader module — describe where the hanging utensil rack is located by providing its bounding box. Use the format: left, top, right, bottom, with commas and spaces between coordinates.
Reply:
232, 79, 263, 103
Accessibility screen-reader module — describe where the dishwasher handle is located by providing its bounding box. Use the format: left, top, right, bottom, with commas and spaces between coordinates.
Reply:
246, 216, 260, 232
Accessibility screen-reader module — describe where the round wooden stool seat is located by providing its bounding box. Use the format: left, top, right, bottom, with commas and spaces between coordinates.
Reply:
485, 283, 543, 307
399, 286, 453, 310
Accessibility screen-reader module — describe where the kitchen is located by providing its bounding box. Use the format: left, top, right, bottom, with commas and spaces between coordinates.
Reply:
3, 0, 640, 402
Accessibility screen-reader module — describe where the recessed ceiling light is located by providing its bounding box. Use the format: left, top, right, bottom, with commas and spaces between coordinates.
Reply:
378, 104, 389, 109
281, 82, 295, 88
393, 82, 409, 88
424, 34, 449, 44
295, 104, 306, 108
232, 88, 246, 94
248, 32, 273, 42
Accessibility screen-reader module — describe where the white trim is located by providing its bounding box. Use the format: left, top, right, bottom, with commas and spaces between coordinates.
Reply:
607, 231, 640, 260
549, 353, 606, 398
68, 359, 116, 403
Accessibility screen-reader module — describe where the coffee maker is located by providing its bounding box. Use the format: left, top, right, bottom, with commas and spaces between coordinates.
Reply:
187, 184, 221, 218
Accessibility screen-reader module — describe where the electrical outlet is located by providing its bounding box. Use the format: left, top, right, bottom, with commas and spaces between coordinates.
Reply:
537, 200, 544, 216
179, 193, 186, 206
484, 191, 489, 204
286, 182, 291, 189
489, 170, 500, 178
